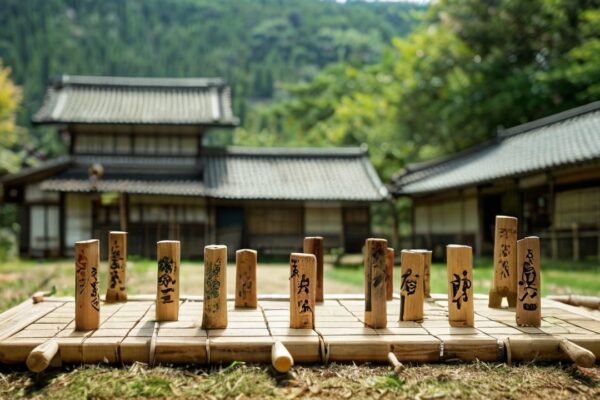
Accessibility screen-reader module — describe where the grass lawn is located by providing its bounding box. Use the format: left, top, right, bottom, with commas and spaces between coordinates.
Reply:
327, 257, 600, 297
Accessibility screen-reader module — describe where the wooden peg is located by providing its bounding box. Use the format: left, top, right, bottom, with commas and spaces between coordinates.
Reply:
289, 252, 316, 329
447, 245, 474, 327
26, 338, 59, 373
412, 249, 432, 298
106, 231, 127, 303
303, 237, 324, 303
386, 248, 394, 301
75, 239, 100, 331
235, 249, 257, 308
489, 216, 518, 308
271, 341, 294, 373
156, 240, 180, 322
559, 338, 596, 368
364, 238, 388, 328
387, 352, 404, 374
399, 250, 424, 321
202, 245, 228, 329
32, 291, 45, 304
516, 236, 541, 327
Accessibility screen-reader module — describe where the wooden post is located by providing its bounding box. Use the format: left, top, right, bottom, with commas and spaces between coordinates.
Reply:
156, 240, 180, 322
303, 237, 324, 303
202, 245, 228, 329
235, 249, 257, 308
516, 236, 541, 327
447, 245, 474, 327
271, 341, 294, 373
489, 216, 518, 308
399, 250, 424, 321
412, 249, 433, 298
364, 238, 388, 328
106, 231, 127, 303
559, 339, 596, 368
26, 339, 59, 373
289, 252, 316, 329
386, 248, 394, 301
75, 239, 100, 331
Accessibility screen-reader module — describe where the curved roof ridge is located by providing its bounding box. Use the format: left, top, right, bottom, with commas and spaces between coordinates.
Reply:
55, 75, 225, 89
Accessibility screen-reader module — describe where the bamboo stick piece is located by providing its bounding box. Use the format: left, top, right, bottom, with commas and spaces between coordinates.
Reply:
489, 216, 518, 308
156, 240, 180, 322
399, 250, 424, 321
387, 351, 404, 374
235, 249, 257, 308
271, 341, 294, 373
559, 338, 596, 368
75, 239, 100, 331
32, 291, 45, 304
547, 295, 600, 310
412, 249, 432, 298
303, 237, 324, 303
364, 238, 388, 328
516, 236, 541, 327
289, 252, 316, 329
386, 248, 394, 301
202, 245, 228, 329
26, 338, 59, 373
106, 231, 127, 303
447, 245, 474, 327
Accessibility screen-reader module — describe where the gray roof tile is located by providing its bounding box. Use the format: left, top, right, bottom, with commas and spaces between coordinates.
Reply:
32, 75, 238, 126
392, 102, 600, 195
23, 147, 387, 201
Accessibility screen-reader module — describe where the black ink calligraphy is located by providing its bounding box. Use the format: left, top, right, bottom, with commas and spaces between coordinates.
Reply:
297, 274, 310, 294
158, 256, 177, 304
205, 257, 221, 311
76, 250, 87, 295
109, 239, 124, 291
90, 265, 99, 311
519, 248, 538, 308
451, 271, 471, 310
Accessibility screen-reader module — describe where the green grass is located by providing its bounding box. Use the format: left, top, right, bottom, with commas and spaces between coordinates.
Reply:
327, 257, 600, 296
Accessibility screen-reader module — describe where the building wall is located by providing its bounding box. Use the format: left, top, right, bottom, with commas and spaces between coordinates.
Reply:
25, 184, 60, 257
65, 193, 92, 253
413, 195, 478, 259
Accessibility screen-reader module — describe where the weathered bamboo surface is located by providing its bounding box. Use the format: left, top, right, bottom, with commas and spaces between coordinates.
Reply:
0, 294, 598, 367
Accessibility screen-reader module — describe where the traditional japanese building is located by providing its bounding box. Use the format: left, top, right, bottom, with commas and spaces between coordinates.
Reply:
1, 75, 388, 258
391, 101, 600, 261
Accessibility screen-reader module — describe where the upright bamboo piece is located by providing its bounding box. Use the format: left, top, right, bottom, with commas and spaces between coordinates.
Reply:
489, 216, 518, 308
235, 249, 257, 308
386, 248, 394, 301
447, 245, 474, 327
413, 249, 432, 298
399, 250, 424, 321
289, 253, 316, 329
364, 238, 388, 328
202, 245, 228, 329
75, 239, 100, 331
105, 231, 127, 303
303, 237, 324, 303
156, 240, 180, 322
516, 236, 541, 327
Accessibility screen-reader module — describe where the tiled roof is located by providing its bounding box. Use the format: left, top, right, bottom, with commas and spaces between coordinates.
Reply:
7, 147, 388, 201
391, 101, 600, 195
32, 75, 238, 126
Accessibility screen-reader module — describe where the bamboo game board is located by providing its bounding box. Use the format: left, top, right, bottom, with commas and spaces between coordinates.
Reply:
0, 294, 598, 369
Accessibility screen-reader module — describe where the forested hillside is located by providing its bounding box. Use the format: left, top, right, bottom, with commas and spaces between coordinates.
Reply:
0, 0, 422, 129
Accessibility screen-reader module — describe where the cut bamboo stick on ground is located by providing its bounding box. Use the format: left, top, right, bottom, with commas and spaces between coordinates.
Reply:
235, 249, 257, 309
203, 245, 228, 329
26, 338, 59, 373
516, 236, 541, 327
559, 338, 596, 368
289, 253, 316, 329
548, 295, 600, 310
447, 245, 474, 327
364, 238, 388, 328
156, 240, 180, 322
106, 231, 127, 303
271, 341, 294, 373
303, 237, 324, 303
489, 216, 518, 308
75, 239, 100, 331
387, 351, 404, 374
